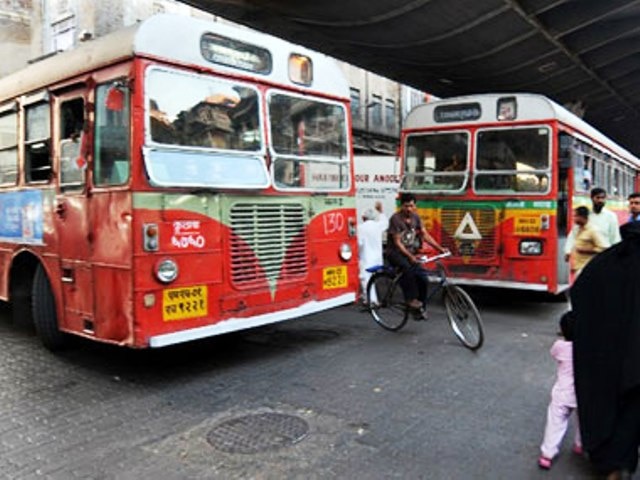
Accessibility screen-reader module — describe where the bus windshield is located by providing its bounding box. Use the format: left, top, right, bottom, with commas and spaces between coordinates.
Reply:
268, 91, 350, 191
144, 67, 269, 189
400, 132, 469, 192
474, 127, 551, 194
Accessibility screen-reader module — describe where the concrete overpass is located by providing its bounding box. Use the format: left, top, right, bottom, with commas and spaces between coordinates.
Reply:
182, 0, 640, 156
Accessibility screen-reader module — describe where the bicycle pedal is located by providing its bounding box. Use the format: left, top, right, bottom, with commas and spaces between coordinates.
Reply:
412, 309, 429, 321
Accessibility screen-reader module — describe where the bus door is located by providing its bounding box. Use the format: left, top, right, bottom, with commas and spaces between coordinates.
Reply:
86, 80, 132, 342
556, 134, 572, 289
53, 88, 95, 329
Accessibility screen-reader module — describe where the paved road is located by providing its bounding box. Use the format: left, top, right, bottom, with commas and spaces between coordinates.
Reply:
0, 290, 598, 479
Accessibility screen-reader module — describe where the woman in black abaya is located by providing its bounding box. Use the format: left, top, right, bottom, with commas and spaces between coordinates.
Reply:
571, 221, 640, 479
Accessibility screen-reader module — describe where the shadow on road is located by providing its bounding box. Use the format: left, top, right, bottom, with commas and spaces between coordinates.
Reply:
49, 321, 346, 386
466, 286, 566, 306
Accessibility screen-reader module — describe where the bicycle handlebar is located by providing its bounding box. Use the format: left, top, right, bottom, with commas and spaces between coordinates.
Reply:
417, 251, 452, 264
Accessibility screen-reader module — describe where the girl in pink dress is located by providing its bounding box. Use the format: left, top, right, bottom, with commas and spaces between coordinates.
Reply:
538, 311, 582, 469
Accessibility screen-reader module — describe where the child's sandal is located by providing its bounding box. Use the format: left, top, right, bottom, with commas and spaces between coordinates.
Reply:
538, 456, 552, 469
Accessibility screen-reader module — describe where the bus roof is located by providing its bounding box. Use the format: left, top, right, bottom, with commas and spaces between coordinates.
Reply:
405, 93, 639, 166
0, 14, 349, 103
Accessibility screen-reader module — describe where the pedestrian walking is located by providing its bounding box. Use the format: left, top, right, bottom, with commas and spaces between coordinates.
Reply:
564, 206, 608, 279
586, 187, 621, 247
538, 311, 582, 470
357, 201, 388, 305
628, 192, 640, 223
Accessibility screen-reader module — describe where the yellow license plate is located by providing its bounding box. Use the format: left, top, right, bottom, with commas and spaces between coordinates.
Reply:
322, 266, 347, 289
514, 216, 541, 235
162, 285, 208, 321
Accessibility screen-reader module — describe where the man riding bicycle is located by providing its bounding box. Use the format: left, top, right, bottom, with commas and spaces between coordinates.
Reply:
386, 193, 448, 313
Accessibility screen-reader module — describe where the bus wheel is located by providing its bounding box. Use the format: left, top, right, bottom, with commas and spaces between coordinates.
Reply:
32, 265, 68, 351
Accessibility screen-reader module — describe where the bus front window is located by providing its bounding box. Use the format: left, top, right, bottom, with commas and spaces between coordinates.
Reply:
400, 132, 469, 192
144, 67, 268, 189
268, 92, 349, 191
474, 127, 550, 194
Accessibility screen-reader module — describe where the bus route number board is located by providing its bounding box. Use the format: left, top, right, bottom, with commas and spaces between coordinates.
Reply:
323, 266, 347, 289
163, 285, 208, 321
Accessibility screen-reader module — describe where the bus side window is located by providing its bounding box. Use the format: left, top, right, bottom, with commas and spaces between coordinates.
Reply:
25, 102, 52, 183
0, 111, 18, 185
59, 97, 86, 187
94, 82, 130, 186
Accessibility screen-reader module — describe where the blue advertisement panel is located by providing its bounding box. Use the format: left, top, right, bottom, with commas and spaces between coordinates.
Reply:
0, 190, 44, 244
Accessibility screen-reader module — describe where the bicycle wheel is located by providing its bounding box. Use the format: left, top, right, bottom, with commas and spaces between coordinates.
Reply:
366, 271, 409, 331
443, 285, 484, 350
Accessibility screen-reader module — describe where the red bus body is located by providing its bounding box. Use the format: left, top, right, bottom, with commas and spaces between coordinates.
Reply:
0, 15, 358, 348
399, 94, 640, 293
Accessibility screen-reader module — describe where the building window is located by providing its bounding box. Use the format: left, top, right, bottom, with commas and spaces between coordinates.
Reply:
370, 94, 382, 127
51, 15, 76, 52
385, 99, 396, 130
350, 88, 361, 122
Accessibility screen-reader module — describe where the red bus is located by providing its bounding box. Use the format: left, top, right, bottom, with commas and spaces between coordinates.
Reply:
0, 14, 358, 349
399, 93, 640, 293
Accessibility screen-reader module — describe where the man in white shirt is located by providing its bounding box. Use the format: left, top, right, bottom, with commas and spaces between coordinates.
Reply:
357, 201, 389, 305
587, 187, 621, 247
564, 188, 620, 265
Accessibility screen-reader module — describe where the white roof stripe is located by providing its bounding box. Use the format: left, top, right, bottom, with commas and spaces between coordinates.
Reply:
405, 93, 639, 166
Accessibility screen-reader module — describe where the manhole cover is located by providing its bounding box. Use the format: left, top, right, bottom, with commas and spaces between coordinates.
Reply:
206, 412, 309, 454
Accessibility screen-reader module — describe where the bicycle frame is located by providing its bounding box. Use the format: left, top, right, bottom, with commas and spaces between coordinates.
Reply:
365, 251, 484, 349
366, 251, 452, 303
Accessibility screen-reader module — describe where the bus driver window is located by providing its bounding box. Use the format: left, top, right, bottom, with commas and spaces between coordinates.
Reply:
94, 81, 130, 186
59, 98, 85, 186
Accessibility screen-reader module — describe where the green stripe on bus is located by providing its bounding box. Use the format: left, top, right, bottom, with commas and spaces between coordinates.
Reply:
416, 199, 558, 209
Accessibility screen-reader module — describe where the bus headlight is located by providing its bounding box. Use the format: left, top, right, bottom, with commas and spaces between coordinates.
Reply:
519, 240, 543, 256
155, 259, 179, 283
339, 243, 352, 261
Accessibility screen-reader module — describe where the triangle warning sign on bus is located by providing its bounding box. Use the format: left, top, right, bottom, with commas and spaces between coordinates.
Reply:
454, 212, 482, 240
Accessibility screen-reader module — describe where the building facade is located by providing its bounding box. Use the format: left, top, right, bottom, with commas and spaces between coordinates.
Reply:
0, 0, 31, 78
339, 62, 430, 154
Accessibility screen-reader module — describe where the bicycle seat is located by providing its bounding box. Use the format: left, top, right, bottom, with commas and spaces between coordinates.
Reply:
365, 264, 396, 274
365, 264, 385, 273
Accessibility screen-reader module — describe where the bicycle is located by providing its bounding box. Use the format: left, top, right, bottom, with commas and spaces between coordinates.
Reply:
365, 251, 484, 350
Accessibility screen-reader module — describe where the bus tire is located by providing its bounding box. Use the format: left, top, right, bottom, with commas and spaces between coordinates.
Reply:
32, 265, 68, 351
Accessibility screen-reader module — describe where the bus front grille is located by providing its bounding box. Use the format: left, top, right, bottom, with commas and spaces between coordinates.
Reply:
229, 203, 308, 288
440, 207, 498, 259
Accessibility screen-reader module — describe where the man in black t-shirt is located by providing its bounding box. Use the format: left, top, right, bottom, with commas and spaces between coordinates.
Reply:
386, 193, 447, 311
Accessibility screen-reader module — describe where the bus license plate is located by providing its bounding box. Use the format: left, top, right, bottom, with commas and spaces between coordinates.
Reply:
322, 266, 347, 289
514, 216, 541, 235
162, 285, 208, 321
